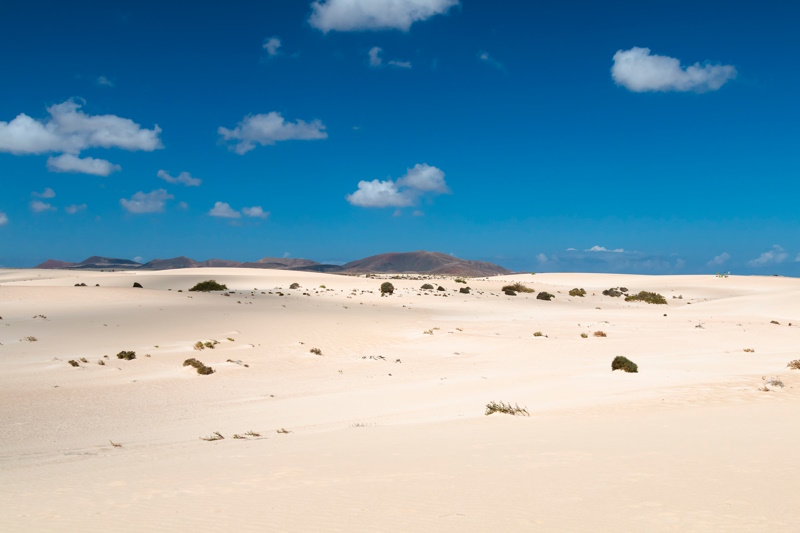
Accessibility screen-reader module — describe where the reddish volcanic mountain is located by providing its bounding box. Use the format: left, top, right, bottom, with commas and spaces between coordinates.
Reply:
341, 251, 510, 276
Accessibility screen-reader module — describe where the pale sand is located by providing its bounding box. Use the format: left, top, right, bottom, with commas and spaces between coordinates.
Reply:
1, 268, 798, 531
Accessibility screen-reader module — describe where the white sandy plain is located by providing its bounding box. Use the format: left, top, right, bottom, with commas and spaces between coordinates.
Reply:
0, 268, 798, 531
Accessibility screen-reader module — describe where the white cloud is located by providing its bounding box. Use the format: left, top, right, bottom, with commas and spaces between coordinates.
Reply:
477, 50, 505, 71
133, 256, 144, 263
157, 169, 202, 187
263, 36, 282, 56
65, 203, 87, 214
218, 112, 327, 154
612, 47, 737, 93
30, 200, 55, 213
242, 206, 269, 219
120, 189, 173, 214
97, 76, 114, 87
586, 245, 624, 253
412, 210, 424, 216
708, 252, 730, 266
309, 0, 459, 32
47, 154, 121, 176
748, 245, 787, 267
389, 60, 412, 68
0, 211, 7, 226
33, 187, 56, 198
346, 163, 449, 208
369, 46, 383, 67
177, 201, 189, 210
0, 100, 162, 155
209, 202, 241, 218
536, 253, 548, 264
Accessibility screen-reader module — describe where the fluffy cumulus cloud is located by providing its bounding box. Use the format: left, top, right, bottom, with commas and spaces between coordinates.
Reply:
120, 189, 174, 214
368, 46, 383, 66
263, 36, 281, 56
612, 47, 737, 93
209, 202, 242, 218
309, 0, 459, 32
33, 187, 56, 198
218, 112, 327, 154
748, 245, 788, 267
708, 252, 730, 266
30, 200, 55, 213
346, 163, 449, 208
0, 211, 7, 226
97, 76, 114, 87
47, 154, 121, 176
242, 206, 269, 219
65, 204, 87, 214
157, 169, 202, 187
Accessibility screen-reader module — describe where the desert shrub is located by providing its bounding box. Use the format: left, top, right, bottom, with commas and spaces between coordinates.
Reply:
569, 288, 586, 297
602, 288, 623, 297
310, 347, 322, 355
533, 331, 543, 337
536, 292, 554, 301
380, 282, 394, 295
611, 356, 638, 373
743, 348, 755, 353
194, 341, 204, 351
502, 283, 534, 293
619, 287, 628, 293
74, 282, 87, 287
787, 360, 800, 370
437, 286, 445, 291
485, 401, 529, 416
580, 332, 588, 338
189, 280, 228, 292
421, 283, 434, 290
68, 359, 79, 367
504, 290, 516, 296
116, 350, 136, 360
455, 278, 467, 284
203, 340, 218, 349
459, 287, 471, 294
183, 358, 215, 375
593, 330, 607, 337
132, 282, 143, 288
289, 282, 300, 289
625, 291, 667, 305
770, 320, 780, 325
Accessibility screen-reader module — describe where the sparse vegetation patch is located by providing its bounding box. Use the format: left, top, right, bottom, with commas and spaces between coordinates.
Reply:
502, 283, 534, 293
485, 401, 530, 416
189, 280, 228, 292
787, 360, 800, 370
611, 356, 638, 373
310, 347, 322, 355
625, 291, 667, 305
116, 350, 136, 360
421, 283, 434, 290
569, 288, 586, 297
380, 282, 394, 296
536, 292, 554, 301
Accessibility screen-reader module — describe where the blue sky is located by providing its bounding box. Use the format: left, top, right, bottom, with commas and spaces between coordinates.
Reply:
0, 0, 798, 274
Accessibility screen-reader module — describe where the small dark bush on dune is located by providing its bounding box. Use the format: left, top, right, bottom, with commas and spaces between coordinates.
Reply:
459, 287, 471, 294
437, 286, 446, 291
421, 283, 434, 290
536, 292, 554, 301
569, 288, 586, 297
183, 358, 215, 375
116, 350, 136, 360
611, 356, 638, 373
787, 360, 800, 370
502, 282, 535, 293
289, 282, 300, 289
68, 359, 79, 367
132, 282, 143, 288
625, 291, 667, 305
504, 290, 516, 296
602, 288, 623, 297
380, 282, 394, 296
189, 280, 228, 292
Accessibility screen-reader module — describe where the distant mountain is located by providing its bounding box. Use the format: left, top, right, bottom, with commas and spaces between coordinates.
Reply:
34, 251, 510, 276
35, 259, 78, 269
341, 251, 510, 276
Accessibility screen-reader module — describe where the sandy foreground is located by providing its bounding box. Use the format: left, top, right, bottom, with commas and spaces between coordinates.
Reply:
0, 268, 798, 531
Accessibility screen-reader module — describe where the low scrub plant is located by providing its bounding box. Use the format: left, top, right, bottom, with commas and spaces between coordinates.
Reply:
459, 287, 471, 294
536, 292, 554, 301
594, 331, 607, 337
421, 283, 434, 290
183, 358, 215, 375
68, 359, 79, 367
569, 288, 586, 297
485, 401, 530, 416
132, 282, 143, 288
611, 356, 638, 373
787, 359, 800, 370
580, 332, 588, 338
533, 331, 544, 337
200, 431, 224, 441
625, 291, 667, 305
116, 350, 136, 360
289, 282, 300, 289
310, 347, 322, 355
189, 280, 228, 292
380, 282, 394, 296
602, 288, 623, 297
502, 282, 534, 293
455, 278, 467, 284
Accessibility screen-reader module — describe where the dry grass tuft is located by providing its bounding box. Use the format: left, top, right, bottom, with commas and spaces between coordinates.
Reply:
485, 401, 530, 416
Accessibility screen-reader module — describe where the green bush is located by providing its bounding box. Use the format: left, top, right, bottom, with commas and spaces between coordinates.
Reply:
380, 282, 394, 295
189, 280, 228, 292
485, 401, 529, 416
183, 358, 215, 375
569, 288, 586, 297
455, 278, 467, 284
502, 282, 534, 293
611, 356, 638, 373
624, 291, 667, 305
116, 350, 136, 360
536, 292, 554, 301
420, 283, 434, 290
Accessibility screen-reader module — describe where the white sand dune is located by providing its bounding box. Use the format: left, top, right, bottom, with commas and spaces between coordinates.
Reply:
1, 269, 798, 531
